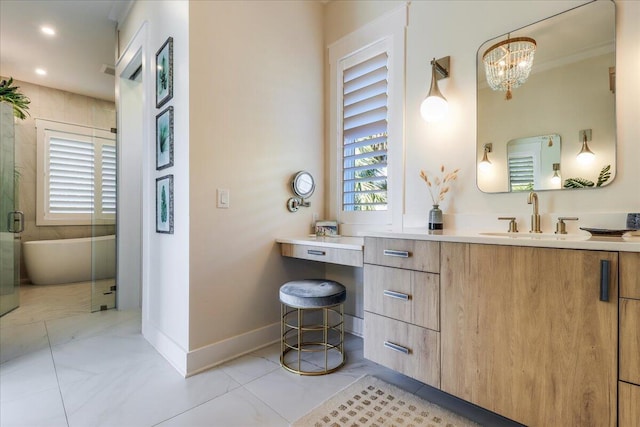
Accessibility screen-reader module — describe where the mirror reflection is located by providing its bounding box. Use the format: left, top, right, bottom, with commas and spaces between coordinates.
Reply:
506, 134, 561, 191
476, 0, 616, 193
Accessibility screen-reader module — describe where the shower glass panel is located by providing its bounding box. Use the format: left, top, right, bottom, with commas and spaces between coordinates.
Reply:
0, 103, 21, 316
90, 104, 117, 312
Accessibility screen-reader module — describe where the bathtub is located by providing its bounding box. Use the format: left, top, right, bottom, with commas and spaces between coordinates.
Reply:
22, 235, 115, 285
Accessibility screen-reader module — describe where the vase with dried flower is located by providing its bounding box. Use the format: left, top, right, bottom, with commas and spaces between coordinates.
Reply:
419, 165, 459, 230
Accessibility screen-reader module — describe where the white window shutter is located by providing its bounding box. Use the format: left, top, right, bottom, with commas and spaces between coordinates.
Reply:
101, 144, 116, 214
508, 155, 535, 191
48, 137, 95, 213
342, 52, 389, 212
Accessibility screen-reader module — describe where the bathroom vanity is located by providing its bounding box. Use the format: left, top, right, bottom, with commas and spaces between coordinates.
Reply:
362, 232, 639, 427
277, 231, 639, 426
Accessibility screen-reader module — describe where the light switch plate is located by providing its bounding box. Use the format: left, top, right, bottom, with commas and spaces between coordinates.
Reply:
217, 189, 230, 208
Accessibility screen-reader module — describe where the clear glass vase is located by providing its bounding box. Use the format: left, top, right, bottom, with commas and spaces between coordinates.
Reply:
428, 204, 443, 230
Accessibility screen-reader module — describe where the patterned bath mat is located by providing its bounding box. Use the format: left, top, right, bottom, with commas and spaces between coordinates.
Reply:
292, 375, 480, 427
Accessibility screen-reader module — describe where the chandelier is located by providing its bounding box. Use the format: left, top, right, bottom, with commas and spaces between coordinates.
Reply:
482, 36, 537, 100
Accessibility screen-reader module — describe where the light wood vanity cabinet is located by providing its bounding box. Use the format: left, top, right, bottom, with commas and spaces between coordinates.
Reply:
619, 252, 640, 427
363, 237, 441, 388
440, 243, 618, 427
362, 236, 637, 426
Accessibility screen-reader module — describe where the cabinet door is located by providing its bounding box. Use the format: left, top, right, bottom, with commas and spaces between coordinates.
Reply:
620, 298, 640, 385
620, 252, 640, 299
619, 381, 640, 427
441, 243, 618, 427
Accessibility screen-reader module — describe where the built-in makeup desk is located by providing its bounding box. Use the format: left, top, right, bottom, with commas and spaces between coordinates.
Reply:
276, 236, 364, 267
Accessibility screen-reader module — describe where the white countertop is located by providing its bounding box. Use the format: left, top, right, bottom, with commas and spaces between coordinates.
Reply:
276, 236, 365, 251
276, 229, 640, 252
362, 228, 640, 252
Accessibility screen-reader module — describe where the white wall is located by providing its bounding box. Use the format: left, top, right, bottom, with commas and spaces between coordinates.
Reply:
187, 0, 325, 371
118, 0, 191, 374
326, 0, 640, 232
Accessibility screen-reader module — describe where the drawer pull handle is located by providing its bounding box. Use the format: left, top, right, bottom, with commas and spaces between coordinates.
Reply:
307, 250, 326, 256
383, 249, 410, 258
383, 341, 410, 355
383, 290, 410, 301
600, 259, 610, 302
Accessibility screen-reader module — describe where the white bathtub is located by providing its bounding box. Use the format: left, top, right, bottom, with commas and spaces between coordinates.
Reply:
22, 235, 115, 285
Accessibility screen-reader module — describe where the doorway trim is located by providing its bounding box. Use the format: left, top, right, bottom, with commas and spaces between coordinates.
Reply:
115, 22, 150, 319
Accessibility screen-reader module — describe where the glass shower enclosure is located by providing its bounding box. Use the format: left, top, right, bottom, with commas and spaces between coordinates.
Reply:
1, 102, 22, 316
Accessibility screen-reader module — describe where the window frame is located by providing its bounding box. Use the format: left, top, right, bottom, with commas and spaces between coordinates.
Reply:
36, 119, 116, 226
328, 6, 406, 231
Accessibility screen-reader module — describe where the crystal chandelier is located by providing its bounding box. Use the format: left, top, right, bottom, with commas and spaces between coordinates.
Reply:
482, 36, 537, 100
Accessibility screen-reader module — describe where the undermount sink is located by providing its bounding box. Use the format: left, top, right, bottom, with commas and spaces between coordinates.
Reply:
479, 232, 590, 241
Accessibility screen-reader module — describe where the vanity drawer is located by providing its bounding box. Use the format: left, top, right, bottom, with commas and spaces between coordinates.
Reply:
364, 237, 439, 273
620, 252, 640, 299
364, 264, 439, 331
280, 243, 363, 267
620, 298, 640, 385
364, 311, 440, 388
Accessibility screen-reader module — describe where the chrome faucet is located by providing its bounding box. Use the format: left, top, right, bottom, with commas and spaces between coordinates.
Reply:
527, 191, 542, 233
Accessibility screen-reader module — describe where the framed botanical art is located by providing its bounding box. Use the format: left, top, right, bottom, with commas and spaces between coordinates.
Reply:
156, 175, 174, 234
155, 37, 173, 108
156, 106, 174, 170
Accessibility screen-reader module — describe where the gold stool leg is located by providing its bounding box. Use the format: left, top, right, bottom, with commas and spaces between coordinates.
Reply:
297, 307, 302, 372
280, 303, 284, 366
340, 303, 345, 365
323, 307, 328, 372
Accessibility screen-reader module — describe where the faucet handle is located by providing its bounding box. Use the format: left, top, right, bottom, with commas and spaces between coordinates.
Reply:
498, 217, 519, 233
555, 217, 579, 234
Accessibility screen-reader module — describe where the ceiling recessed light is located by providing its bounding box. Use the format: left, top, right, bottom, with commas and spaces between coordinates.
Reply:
35, 68, 47, 76
41, 26, 56, 36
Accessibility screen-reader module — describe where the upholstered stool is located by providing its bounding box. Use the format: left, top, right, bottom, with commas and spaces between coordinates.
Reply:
279, 279, 346, 375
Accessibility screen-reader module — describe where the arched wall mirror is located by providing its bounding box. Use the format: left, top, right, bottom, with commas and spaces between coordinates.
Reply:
476, 0, 616, 193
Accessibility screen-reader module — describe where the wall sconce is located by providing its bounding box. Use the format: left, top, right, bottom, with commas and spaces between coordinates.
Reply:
478, 143, 492, 172
576, 129, 595, 164
551, 163, 561, 185
420, 56, 450, 123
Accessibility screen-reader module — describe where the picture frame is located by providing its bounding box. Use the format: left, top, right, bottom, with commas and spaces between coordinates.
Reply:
156, 175, 174, 234
315, 220, 339, 237
156, 106, 174, 170
155, 37, 173, 108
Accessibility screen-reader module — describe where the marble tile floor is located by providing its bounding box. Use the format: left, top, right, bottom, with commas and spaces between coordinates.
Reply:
1, 309, 521, 427
1, 280, 115, 330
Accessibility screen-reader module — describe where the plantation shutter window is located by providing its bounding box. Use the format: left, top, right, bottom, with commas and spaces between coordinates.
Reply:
36, 119, 116, 225
342, 52, 389, 212
508, 155, 535, 192
101, 144, 116, 215
48, 137, 95, 213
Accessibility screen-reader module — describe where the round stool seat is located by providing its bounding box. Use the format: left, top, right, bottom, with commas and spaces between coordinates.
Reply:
279, 280, 346, 308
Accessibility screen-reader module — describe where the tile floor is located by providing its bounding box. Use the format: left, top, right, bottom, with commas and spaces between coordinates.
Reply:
1, 298, 520, 427
0, 309, 428, 427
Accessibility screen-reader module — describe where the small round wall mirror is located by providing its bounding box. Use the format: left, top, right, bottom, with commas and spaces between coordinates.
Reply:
287, 171, 315, 212
292, 171, 315, 198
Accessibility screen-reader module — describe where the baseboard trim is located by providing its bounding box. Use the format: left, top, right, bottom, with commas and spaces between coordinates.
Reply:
345, 314, 363, 337
185, 322, 281, 377
142, 321, 188, 377
153, 314, 364, 377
